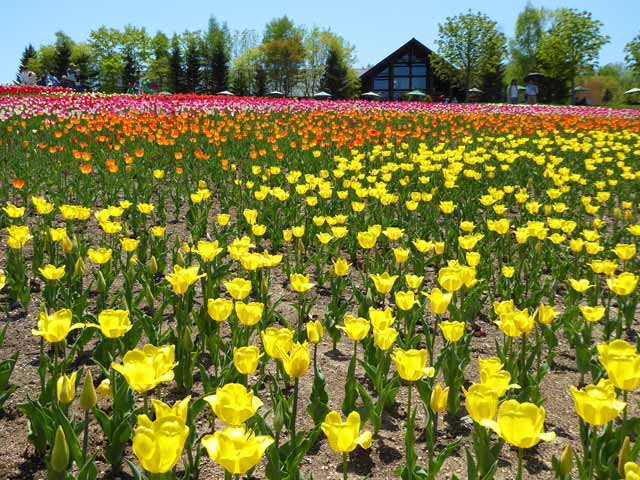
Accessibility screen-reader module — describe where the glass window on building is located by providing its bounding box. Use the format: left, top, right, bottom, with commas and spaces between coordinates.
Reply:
412, 64, 427, 76
393, 77, 410, 90
411, 77, 427, 89
374, 78, 388, 90
394, 65, 410, 76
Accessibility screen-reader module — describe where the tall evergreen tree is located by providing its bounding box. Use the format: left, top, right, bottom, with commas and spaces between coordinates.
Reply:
169, 34, 185, 93
254, 64, 267, 96
16, 44, 37, 83
53, 31, 74, 78
184, 32, 202, 93
202, 17, 231, 93
321, 46, 348, 98
481, 62, 506, 102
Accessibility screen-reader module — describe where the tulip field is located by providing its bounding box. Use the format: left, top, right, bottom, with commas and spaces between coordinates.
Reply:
1, 88, 640, 480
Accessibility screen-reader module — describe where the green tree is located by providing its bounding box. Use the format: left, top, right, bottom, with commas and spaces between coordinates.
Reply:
37, 45, 58, 77
120, 25, 151, 89
89, 26, 124, 92
183, 31, 202, 93
508, 3, 550, 81
537, 8, 609, 103
70, 43, 95, 86
53, 31, 74, 78
16, 44, 37, 83
229, 47, 263, 95
624, 33, 640, 78
261, 16, 306, 96
169, 34, 185, 93
148, 31, 171, 91
431, 10, 506, 102
202, 17, 232, 93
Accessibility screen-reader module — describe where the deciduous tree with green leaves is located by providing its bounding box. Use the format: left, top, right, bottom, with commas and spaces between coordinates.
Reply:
624, 33, 640, 78
537, 8, 609, 103
508, 2, 550, 81
431, 11, 506, 102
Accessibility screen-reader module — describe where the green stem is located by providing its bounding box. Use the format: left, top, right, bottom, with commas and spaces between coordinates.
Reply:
343, 452, 349, 480
291, 377, 299, 442
516, 447, 524, 480
82, 410, 90, 460
143, 391, 150, 417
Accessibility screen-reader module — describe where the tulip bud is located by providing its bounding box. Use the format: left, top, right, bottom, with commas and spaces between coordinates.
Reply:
176, 251, 185, 268
62, 234, 73, 254
50, 426, 69, 474
74, 256, 85, 277
150, 255, 158, 275
430, 384, 449, 413
618, 437, 631, 477
97, 271, 106, 293
97, 378, 112, 399
182, 326, 194, 352
79, 370, 97, 411
274, 399, 285, 434
560, 444, 573, 476
144, 283, 155, 307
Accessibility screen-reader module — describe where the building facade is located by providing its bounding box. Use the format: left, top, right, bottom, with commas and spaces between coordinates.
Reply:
359, 38, 453, 100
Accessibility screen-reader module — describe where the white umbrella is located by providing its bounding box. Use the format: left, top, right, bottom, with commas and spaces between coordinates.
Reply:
468, 88, 483, 94
266, 90, 284, 98
573, 86, 589, 92
216, 90, 234, 96
624, 88, 640, 94
405, 90, 426, 97
361, 91, 380, 99
313, 91, 332, 99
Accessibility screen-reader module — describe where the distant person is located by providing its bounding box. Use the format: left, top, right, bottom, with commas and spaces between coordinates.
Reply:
526, 79, 538, 104
507, 79, 519, 104
452, 97, 458, 104
49, 74, 61, 87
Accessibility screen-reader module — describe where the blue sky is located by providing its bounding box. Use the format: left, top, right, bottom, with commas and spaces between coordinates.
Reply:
1, 0, 637, 84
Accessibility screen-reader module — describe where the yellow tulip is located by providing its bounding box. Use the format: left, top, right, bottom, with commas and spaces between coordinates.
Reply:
607, 272, 638, 296
394, 290, 415, 310
393, 247, 410, 264
224, 278, 252, 300
235, 301, 264, 326
32, 309, 84, 343
430, 384, 449, 413
152, 396, 191, 423
280, 342, 310, 377
132, 414, 189, 474
439, 201, 456, 214
201, 425, 274, 474
369, 307, 395, 330
483, 399, 555, 448
478, 358, 519, 397
437, 267, 463, 292
111, 344, 176, 393
625, 463, 640, 480
579, 305, 606, 323
424, 288, 453, 315
165, 264, 206, 295
413, 239, 434, 253
193, 240, 223, 262
87, 247, 113, 265
440, 320, 465, 342
291, 225, 305, 238
321, 411, 372, 453
466, 252, 481, 267
290, 273, 315, 293
136, 203, 155, 215
204, 383, 263, 425
119, 238, 139, 253
357, 231, 377, 249
6, 225, 32, 249
463, 383, 500, 424
373, 327, 398, 351
405, 274, 423, 290
207, 298, 234, 322
233, 346, 262, 375
39, 264, 66, 281
570, 379, 627, 426
369, 272, 398, 294
382, 227, 404, 241
87, 309, 132, 338
613, 244, 636, 261
56, 371, 78, 406
306, 320, 323, 344
261, 327, 294, 359
3, 203, 25, 218
597, 340, 640, 391
333, 258, 351, 277
0, 269, 5, 290
338, 315, 370, 341
217, 213, 231, 226
97, 378, 112, 399
501, 266, 515, 279
392, 348, 435, 382
536, 303, 558, 325
569, 278, 592, 293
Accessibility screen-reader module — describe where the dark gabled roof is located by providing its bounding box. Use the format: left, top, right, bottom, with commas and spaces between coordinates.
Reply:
359, 38, 435, 79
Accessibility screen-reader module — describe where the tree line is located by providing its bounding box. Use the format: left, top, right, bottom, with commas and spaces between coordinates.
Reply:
16, 16, 360, 99
15, 6, 640, 103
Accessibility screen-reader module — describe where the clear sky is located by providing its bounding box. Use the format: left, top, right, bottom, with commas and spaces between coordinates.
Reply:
1, 0, 637, 84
